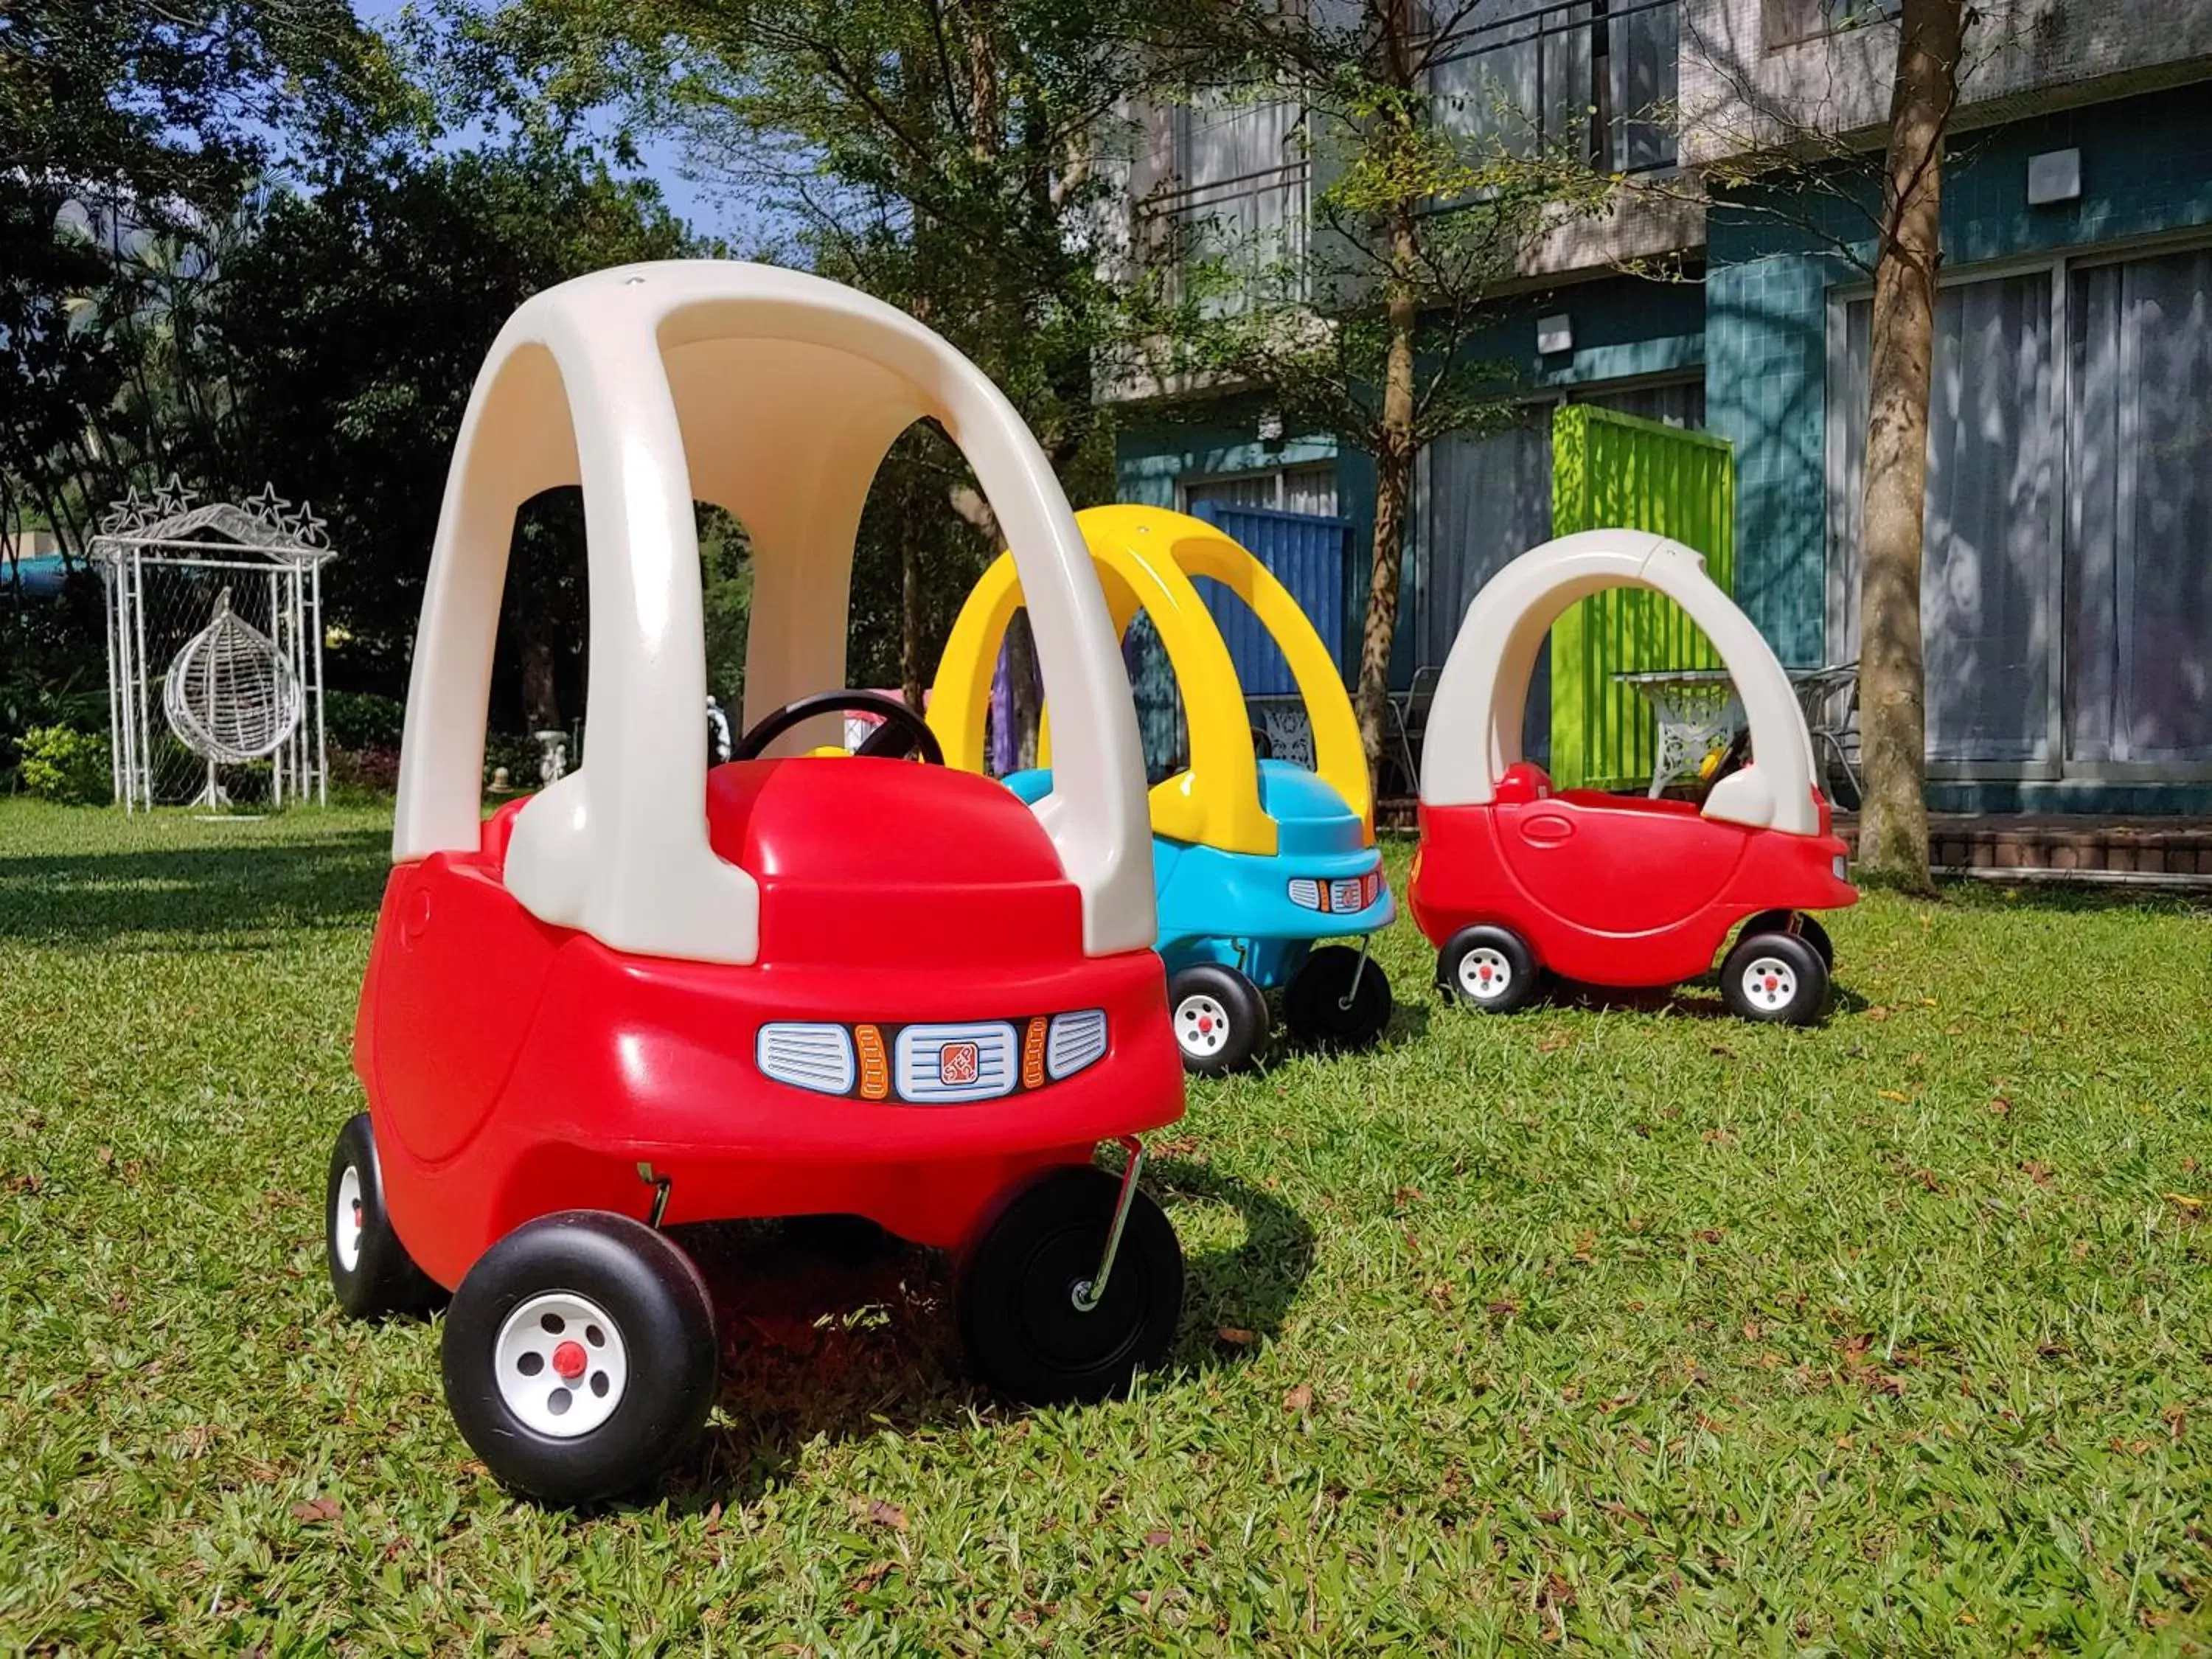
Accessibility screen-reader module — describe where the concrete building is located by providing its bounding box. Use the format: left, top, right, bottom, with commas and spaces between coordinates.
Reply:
1110, 0, 2212, 812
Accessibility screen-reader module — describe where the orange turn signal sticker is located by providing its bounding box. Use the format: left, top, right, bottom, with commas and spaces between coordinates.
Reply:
855, 1024, 889, 1099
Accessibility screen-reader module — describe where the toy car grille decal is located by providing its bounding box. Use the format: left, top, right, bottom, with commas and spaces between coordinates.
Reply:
1044, 1009, 1109, 1079
756, 1023, 856, 1094
895, 1022, 1018, 1103
1288, 869, 1385, 913
755, 1011, 1109, 1102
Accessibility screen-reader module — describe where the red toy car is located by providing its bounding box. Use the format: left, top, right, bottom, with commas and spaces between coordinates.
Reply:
1409, 531, 1857, 1025
327, 262, 1186, 1503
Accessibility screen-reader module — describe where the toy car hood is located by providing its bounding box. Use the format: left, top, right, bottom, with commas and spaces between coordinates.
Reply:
1420, 529, 1822, 838
390, 261, 1154, 967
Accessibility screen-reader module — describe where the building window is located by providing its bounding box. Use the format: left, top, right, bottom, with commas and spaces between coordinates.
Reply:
1429, 0, 1680, 175
1180, 462, 1340, 518
1159, 86, 1307, 311
1826, 245, 2212, 776
1764, 0, 1901, 51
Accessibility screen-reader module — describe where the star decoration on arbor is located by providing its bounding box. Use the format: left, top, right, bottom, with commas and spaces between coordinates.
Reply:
98, 486, 151, 535
150, 474, 195, 522
242, 482, 292, 530
282, 501, 330, 547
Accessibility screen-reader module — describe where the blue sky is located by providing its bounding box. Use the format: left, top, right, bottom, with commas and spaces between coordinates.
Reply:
349, 0, 737, 240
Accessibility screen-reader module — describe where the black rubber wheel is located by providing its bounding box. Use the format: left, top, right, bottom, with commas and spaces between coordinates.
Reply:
1283, 945, 1394, 1052
1166, 964, 1269, 1075
956, 1166, 1183, 1408
442, 1211, 719, 1506
327, 1113, 443, 1319
1437, 925, 1543, 1014
1719, 930, 1831, 1026
1739, 908, 1834, 970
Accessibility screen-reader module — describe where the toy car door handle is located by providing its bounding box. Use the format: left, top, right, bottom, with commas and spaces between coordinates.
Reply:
1520, 813, 1576, 845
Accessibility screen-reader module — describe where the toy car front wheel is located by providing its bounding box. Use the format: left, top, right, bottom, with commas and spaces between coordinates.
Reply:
1167, 964, 1268, 1075
1439, 925, 1542, 1014
442, 1211, 719, 1506
1740, 908, 1835, 970
1719, 930, 1830, 1026
327, 1113, 443, 1319
1284, 945, 1394, 1052
957, 1166, 1183, 1407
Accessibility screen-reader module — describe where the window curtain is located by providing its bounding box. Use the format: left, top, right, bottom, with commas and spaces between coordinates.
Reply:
1176, 87, 1301, 308
1431, 0, 1590, 160
1607, 0, 1680, 171
1829, 274, 2059, 763
2066, 249, 2212, 764
1579, 378, 1705, 428
1416, 408, 1557, 758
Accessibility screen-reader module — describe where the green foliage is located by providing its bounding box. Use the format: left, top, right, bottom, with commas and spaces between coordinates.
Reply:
2, 804, 2211, 1647
15, 725, 110, 804
212, 146, 699, 709
323, 690, 408, 751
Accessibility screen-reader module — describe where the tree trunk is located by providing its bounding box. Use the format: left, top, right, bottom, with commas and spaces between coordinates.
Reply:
519, 629, 560, 733
1853, 0, 1963, 893
899, 495, 927, 712
1354, 206, 1421, 787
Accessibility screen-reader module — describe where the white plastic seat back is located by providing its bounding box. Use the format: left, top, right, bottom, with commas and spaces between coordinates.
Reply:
393, 261, 1154, 965
1419, 529, 1819, 837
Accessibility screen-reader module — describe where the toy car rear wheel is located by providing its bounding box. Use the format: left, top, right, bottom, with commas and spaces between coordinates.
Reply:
1439, 925, 1542, 1014
1284, 945, 1394, 1052
442, 1211, 719, 1506
957, 1166, 1183, 1408
1740, 909, 1834, 970
327, 1113, 444, 1319
1719, 931, 1830, 1026
1167, 964, 1268, 1075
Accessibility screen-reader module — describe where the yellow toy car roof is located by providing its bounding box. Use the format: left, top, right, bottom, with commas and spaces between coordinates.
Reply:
930, 505, 1372, 857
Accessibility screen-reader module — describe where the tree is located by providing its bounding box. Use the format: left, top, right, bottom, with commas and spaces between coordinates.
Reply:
1851, 0, 1964, 891
429, 0, 1206, 714
209, 143, 698, 721
1175, 1, 1614, 778
0, 0, 400, 543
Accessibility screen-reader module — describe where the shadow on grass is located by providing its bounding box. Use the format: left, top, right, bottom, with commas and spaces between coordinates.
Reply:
0, 829, 391, 944
668, 1161, 1315, 1509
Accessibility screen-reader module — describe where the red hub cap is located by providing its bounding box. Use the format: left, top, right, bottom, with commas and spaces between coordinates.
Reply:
550, 1340, 588, 1381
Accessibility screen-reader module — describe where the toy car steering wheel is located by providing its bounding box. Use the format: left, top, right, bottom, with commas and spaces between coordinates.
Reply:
731, 691, 945, 765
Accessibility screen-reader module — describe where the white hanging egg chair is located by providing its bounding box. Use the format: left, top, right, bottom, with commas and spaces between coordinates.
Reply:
162, 587, 303, 805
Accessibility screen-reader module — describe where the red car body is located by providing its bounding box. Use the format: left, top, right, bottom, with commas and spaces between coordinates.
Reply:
1408, 761, 1857, 992
355, 757, 1183, 1291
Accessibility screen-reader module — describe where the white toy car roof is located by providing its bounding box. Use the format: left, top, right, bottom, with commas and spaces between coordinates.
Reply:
392, 261, 1153, 967
1420, 529, 1820, 838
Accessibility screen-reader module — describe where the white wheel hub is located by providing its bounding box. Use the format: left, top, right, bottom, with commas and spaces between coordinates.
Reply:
1741, 956, 1798, 1012
1458, 947, 1514, 1002
493, 1291, 630, 1438
333, 1165, 364, 1273
1175, 992, 1233, 1058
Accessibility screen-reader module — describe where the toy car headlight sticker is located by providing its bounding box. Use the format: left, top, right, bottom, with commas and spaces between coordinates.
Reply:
894, 1022, 1018, 1103
1328, 876, 1366, 912
1287, 878, 1322, 911
1833, 855, 1849, 881
1044, 1009, 1108, 1080
757, 1023, 856, 1095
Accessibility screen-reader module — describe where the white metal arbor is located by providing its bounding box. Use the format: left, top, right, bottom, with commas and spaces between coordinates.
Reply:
91, 480, 336, 811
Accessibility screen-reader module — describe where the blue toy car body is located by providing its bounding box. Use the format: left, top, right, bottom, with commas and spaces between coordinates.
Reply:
1006, 760, 1394, 1068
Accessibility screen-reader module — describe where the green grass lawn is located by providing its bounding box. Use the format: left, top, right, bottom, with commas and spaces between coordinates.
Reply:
2, 797, 2209, 1654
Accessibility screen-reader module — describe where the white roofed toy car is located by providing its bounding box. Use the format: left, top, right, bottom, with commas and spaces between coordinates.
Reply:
327, 262, 1188, 1504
